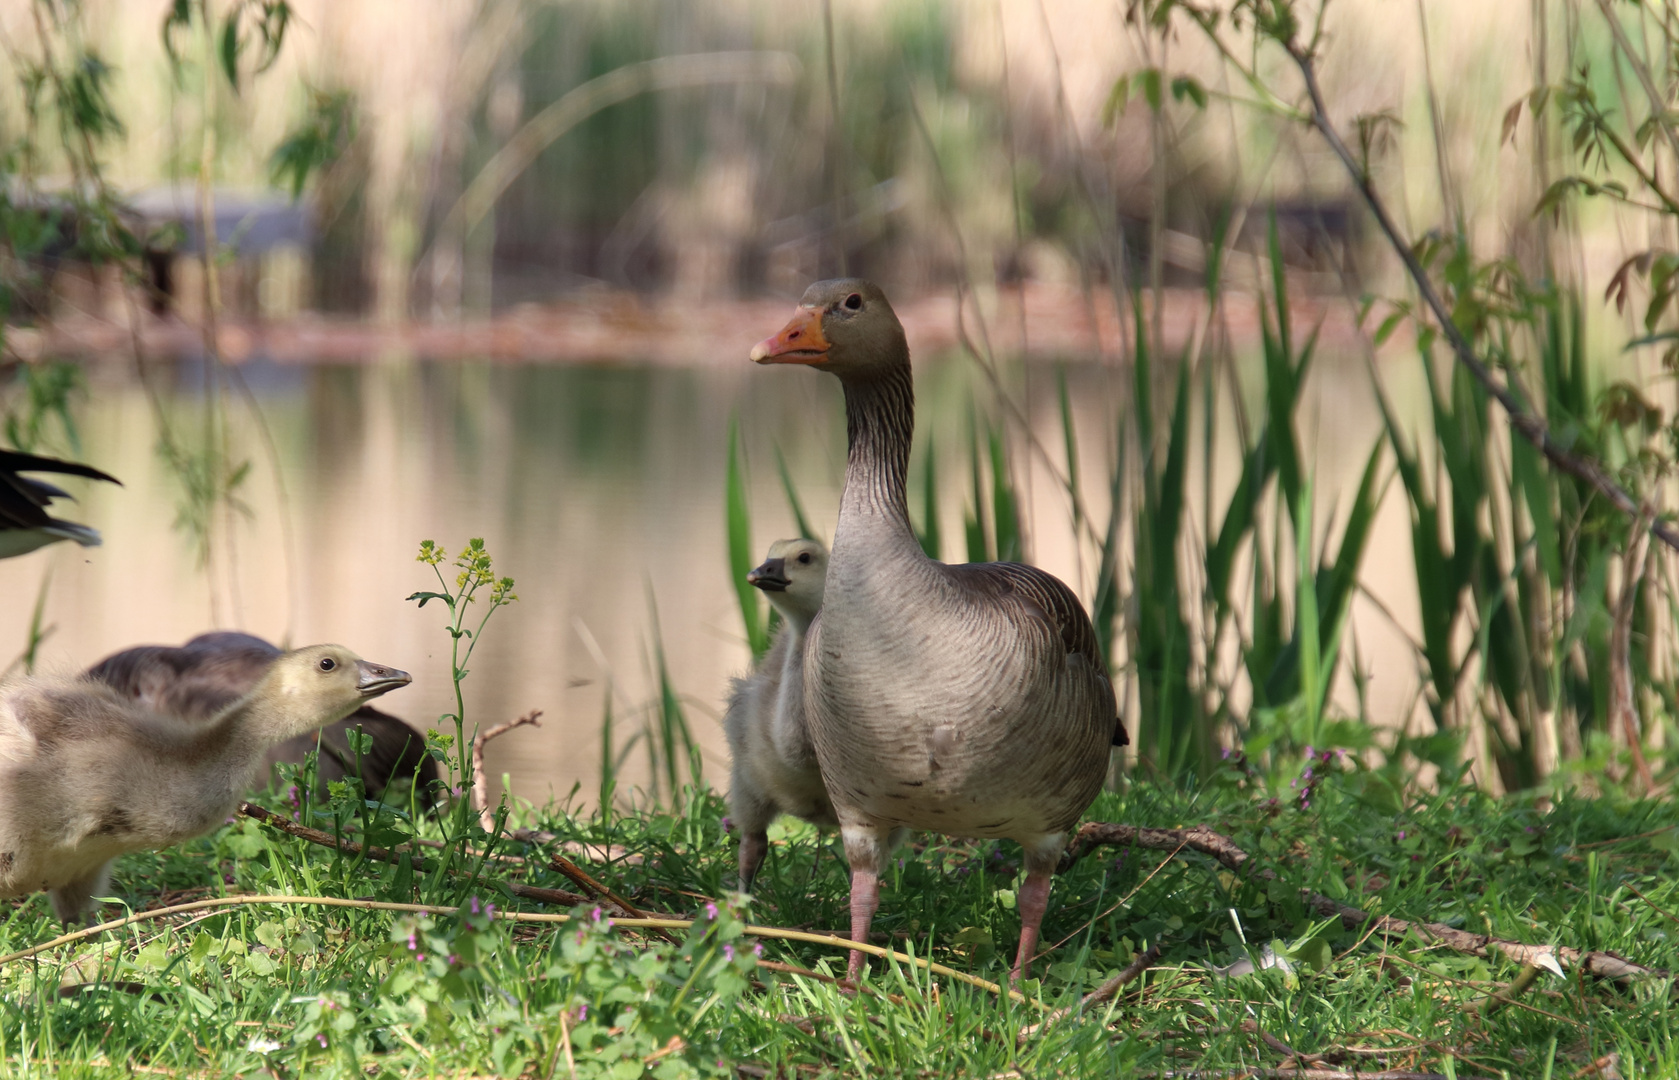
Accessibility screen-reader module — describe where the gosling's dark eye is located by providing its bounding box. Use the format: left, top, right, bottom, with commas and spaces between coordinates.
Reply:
843, 292, 863, 311
798, 552, 812, 564
319, 657, 337, 672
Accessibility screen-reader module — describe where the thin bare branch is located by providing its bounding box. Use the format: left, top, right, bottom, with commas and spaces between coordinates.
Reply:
1279, 37, 1679, 555
472, 709, 544, 829
237, 801, 589, 909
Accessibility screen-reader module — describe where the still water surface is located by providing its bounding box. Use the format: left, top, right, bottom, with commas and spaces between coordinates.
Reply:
0, 346, 1423, 808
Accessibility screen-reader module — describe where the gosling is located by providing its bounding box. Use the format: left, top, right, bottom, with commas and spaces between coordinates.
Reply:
724, 538, 835, 889
86, 632, 437, 801
0, 645, 410, 923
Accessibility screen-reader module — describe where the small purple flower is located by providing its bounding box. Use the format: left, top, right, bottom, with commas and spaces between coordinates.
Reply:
485, 902, 495, 917
1396, 831, 1406, 841
1303, 745, 1315, 758
721, 817, 734, 832
573, 1003, 589, 1023
704, 902, 719, 921
723, 944, 736, 961
591, 906, 603, 923
753, 942, 764, 958
470, 896, 481, 915
447, 954, 458, 965
316, 1034, 328, 1049
1221, 747, 1232, 760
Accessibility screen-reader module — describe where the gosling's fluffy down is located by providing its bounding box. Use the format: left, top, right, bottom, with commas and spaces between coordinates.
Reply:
724, 538, 836, 889
85, 632, 436, 800
0, 645, 409, 923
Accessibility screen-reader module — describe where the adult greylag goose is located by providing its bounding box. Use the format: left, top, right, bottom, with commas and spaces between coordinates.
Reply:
724, 538, 837, 888
85, 632, 436, 801
751, 279, 1123, 980
0, 644, 409, 922
0, 449, 121, 559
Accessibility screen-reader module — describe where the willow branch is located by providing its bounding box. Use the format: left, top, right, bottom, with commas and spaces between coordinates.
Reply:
1279, 38, 1679, 554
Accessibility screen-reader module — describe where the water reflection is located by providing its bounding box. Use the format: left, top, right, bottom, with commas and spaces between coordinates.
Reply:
0, 348, 1424, 808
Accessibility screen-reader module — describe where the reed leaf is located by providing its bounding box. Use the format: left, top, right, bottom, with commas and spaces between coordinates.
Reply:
726, 417, 768, 660
774, 445, 820, 543
917, 432, 942, 560
964, 411, 990, 564
988, 422, 1021, 564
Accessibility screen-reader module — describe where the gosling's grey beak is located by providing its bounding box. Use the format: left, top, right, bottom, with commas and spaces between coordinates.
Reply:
355, 660, 412, 696
747, 557, 789, 592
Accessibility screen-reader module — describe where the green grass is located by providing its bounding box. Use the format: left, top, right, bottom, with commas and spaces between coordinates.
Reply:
4, 768, 1679, 1077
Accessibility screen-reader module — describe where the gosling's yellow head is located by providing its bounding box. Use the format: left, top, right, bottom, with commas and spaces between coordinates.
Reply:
267, 645, 411, 730
747, 538, 827, 625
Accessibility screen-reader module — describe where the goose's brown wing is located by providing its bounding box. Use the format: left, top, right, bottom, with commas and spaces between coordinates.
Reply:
946, 561, 1127, 747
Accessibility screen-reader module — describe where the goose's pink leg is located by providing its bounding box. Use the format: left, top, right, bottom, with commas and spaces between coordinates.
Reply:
847, 867, 880, 980
1012, 835, 1066, 982
1011, 867, 1052, 981
842, 823, 888, 980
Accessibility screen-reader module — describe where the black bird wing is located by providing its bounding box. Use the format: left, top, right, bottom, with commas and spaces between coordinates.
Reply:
0, 450, 121, 545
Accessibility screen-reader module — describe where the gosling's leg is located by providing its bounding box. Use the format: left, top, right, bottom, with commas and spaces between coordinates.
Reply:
738, 829, 769, 892
842, 823, 888, 981
731, 785, 775, 893
1011, 835, 1066, 983
49, 861, 112, 926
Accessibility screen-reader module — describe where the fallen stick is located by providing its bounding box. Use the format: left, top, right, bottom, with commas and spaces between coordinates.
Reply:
1061, 821, 1661, 982
1017, 941, 1163, 1042
238, 802, 590, 909
472, 710, 544, 831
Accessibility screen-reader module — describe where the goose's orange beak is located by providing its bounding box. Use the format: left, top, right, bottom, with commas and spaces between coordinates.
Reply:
750, 306, 829, 364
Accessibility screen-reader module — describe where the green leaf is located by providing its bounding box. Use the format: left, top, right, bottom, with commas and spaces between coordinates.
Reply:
1139, 68, 1163, 112
1101, 76, 1130, 127
1170, 75, 1208, 109
219, 7, 242, 94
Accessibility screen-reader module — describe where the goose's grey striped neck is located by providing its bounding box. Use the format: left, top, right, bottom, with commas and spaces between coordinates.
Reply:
839, 365, 915, 530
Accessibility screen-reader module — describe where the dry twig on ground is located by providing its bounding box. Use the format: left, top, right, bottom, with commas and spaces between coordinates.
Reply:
472, 709, 544, 830
1060, 821, 1660, 982
238, 801, 589, 909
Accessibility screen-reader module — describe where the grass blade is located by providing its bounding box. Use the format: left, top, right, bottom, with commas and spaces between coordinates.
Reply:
726, 417, 768, 659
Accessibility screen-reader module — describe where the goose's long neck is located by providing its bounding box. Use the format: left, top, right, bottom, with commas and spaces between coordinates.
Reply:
838, 364, 919, 554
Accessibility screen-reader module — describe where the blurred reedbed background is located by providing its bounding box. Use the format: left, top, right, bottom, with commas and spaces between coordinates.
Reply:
0, 0, 1676, 811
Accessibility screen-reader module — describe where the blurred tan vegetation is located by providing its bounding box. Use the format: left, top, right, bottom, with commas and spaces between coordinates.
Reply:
0, 0, 1557, 319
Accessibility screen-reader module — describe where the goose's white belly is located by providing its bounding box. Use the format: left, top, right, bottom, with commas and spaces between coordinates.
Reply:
804, 550, 1108, 841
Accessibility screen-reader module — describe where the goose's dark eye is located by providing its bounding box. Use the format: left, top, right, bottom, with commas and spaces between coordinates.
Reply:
844, 292, 863, 311
797, 552, 812, 564
319, 657, 337, 672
